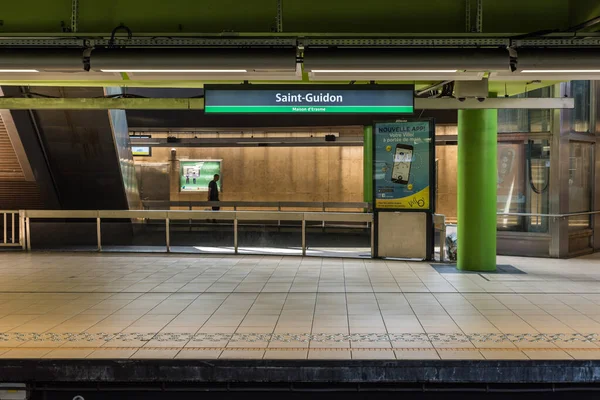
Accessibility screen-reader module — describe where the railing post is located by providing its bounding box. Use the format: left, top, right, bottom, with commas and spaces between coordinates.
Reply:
370, 216, 375, 258
96, 216, 102, 252
234, 216, 238, 254
11, 212, 15, 244
440, 222, 446, 262
302, 218, 306, 256
20, 211, 25, 250
166, 217, 170, 253
26, 217, 31, 251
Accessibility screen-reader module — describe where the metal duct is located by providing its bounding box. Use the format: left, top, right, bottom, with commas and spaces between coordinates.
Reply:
516, 48, 600, 71
90, 47, 297, 72
303, 47, 510, 72
0, 48, 84, 72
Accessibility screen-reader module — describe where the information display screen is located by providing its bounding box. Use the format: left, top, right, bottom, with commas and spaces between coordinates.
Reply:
204, 85, 414, 114
373, 120, 434, 210
130, 135, 151, 156
132, 146, 151, 156
180, 160, 222, 192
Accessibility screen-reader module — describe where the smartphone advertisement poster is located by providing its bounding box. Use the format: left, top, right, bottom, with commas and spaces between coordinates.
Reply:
373, 120, 434, 210
180, 160, 221, 192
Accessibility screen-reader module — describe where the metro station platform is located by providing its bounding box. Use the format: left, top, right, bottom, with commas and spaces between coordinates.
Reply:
0, 251, 598, 362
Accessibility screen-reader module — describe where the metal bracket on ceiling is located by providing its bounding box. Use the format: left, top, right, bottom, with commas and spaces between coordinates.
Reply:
514, 38, 600, 46
1, 35, 600, 48
276, 0, 283, 33
476, 0, 483, 33
465, 0, 471, 33
301, 37, 510, 46
507, 46, 518, 72
71, 0, 79, 33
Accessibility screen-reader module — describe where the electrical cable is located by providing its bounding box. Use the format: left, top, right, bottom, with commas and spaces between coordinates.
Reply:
108, 24, 133, 48
510, 14, 600, 43
24, 92, 60, 98
564, 15, 600, 32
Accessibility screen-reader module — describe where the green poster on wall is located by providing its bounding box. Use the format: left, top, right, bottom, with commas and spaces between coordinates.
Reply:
180, 160, 222, 192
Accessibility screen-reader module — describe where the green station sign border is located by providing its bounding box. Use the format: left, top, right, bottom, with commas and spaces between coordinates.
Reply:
204, 105, 415, 114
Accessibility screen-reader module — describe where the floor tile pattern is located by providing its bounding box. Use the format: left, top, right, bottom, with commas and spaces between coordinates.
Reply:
0, 251, 598, 360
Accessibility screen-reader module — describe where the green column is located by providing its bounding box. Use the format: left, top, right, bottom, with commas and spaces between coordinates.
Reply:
363, 125, 373, 203
457, 109, 498, 271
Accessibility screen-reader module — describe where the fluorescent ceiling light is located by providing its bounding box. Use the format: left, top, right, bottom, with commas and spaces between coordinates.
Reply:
311, 69, 458, 73
0, 69, 39, 72
521, 69, 600, 73
100, 69, 247, 73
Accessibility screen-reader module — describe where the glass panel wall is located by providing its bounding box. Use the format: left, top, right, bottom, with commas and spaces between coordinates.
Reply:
498, 87, 553, 133
526, 139, 551, 232
570, 81, 592, 133
496, 139, 551, 232
435, 138, 551, 232
568, 142, 594, 231
497, 142, 525, 229
435, 143, 458, 224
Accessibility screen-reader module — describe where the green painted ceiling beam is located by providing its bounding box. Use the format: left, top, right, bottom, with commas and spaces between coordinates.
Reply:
0, 91, 567, 110
0, 0, 576, 34
0, 79, 558, 95
0, 97, 206, 110
3, 31, 593, 37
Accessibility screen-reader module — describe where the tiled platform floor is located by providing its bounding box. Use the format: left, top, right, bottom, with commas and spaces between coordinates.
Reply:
0, 251, 599, 360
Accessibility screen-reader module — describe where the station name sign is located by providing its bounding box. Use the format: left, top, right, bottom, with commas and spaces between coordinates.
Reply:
204, 85, 414, 114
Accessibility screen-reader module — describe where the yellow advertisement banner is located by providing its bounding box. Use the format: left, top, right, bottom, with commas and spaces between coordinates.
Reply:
375, 187, 430, 209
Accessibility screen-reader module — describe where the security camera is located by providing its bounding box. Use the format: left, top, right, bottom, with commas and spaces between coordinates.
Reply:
477, 97, 486, 103
457, 97, 466, 102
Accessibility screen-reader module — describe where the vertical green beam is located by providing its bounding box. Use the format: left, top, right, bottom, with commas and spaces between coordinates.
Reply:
363, 125, 373, 203
457, 108, 498, 271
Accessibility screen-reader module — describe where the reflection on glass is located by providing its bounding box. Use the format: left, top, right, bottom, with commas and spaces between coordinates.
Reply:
568, 142, 593, 231
498, 87, 552, 133
570, 81, 592, 133
526, 140, 551, 232
435, 139, 552, 232
497, 140, 550, 232
434, 145, 458, 223
497, 143, 525, 229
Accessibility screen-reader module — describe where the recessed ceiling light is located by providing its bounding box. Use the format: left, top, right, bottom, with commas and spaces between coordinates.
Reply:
521, 69, 600, 73
311, 69, 459, 73
100, 69, 248, 73
0, 69, 39, 72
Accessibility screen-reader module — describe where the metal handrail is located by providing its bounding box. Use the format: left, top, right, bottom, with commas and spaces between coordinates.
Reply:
142, 200, 372, 211
497, 210, 600, 218
21, 209, 374, 256
143, 201, 372, 231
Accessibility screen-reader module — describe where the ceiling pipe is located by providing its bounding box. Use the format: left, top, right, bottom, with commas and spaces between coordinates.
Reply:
0, 48, 85, 72
89, 47, 298, 72
304, 47, 511, 72
514, 47, 600, 72
0, 46, 598, 81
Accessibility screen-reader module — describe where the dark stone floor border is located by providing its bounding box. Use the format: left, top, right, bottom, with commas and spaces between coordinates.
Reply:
0, 360, 598, 384
431, 264, 526, 274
